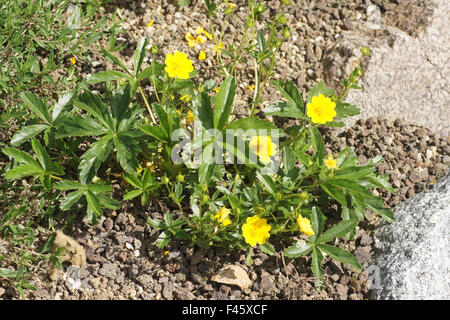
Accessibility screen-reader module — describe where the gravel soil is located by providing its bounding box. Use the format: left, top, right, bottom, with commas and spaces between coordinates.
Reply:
1, 0, 448, 300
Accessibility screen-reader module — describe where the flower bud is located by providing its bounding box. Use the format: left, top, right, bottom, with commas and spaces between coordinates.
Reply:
150, 45, 159, 54
360, 47, 371, 56
201, 184, 208, 192
162, 176, 169, 184
176, 173, 185, 182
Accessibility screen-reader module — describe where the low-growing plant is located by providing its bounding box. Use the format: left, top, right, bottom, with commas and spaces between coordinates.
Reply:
2, 0, 395, 291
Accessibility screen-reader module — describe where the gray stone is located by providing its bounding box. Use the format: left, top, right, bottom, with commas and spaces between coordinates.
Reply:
323, 0, 449, 137
370, 170, 450, 299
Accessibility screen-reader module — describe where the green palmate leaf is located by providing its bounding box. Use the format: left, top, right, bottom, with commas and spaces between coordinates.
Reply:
193, 92, 214, 130
326, 179, 372, 197
255, 171, 276, 194
78, 137, 113, 185
52, 92, 74, 121
310, 206, 325, 240
123, 172, 142, 189
307, 81, 335, 103
275, 80, 304, 113
320, 182, 347, 207
54, 180, 84, 191
5, 164, 43, 179
311, 247, 325, 288
148, 218, 166, 230
335, 102, 360, 119
10, 124, 48, 146
364, 174, 395, 193
317, 220, 358, 244
310, 126, 325, 164
59, 189, 84, 211
55, 116, 105, 138
31, 138, 51, 171
262, 101, 304, 119
152, 103, 171, 137
40, 174, 51, 192
260, 242, 277, 256
226, 117, 279, 132
101, 48, 132, 75
87, 183, 113, 193
3, 147, 40, 168
114, 135, 140, 173
85, 190, 103, 216
334, 165, 375, 180
214, 76, 236, 131
156, 231, 171, 248
282, 145, 295, 174
317, 244, 361, 271
365, 196, 394, 223
140, 124, 168, 142
133, 37, 148, 77
284, 243, 313, 258
74, 91, 114, 131
95, 193, 120, 210
20, 92, 51, 124
87, 70, 132, 84
123, 189, 143, 201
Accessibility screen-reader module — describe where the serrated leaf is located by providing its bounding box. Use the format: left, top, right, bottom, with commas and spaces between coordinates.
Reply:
326, 179, 372, 197
365, 196, 394, 223
60, 189, 84, 211
85, 190, 103, 216
317, 244, 361, 270
123, 172, 142, 188
310, 126, 325, 164
260, 242, 276, 256
52, 92, 74, 120
74, 91, 113, 131
263, 101, 304, 119
334, 165, 375, 180
5, 164, 43, 179
320, 182, 347, 207
20, 92, 51, 124
10, 124, 49, 146
275, 80, 304, 113
87, 70, 132, 84
123, 189, 143, 201
3, 147, 39, 167
134, 38, 148, 77
317, 220, 358, 244
335, 102, 360, 119
307, 81, 335, 103
78, 137, 113, 185
54, 116, 105, 138
114, 135, 140, 173
284, 243, 313, 258
214, 76, 236, 131
54, 180, 84, 191
31, 138, 51, 171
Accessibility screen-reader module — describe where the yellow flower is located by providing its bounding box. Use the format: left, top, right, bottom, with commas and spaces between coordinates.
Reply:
297, 215, 314, 236
136, 166, 143, 174
70, 57, 76, 65
179, 94, 191, 103
306, 94, 336, 124
164, 51, 194, 79
324, 154, 338, 169
195, 35, 206, 45
195, 26, 213, 40
185, 110, 194, 125
228, 3, 236, 9
185, 32, 196, 47
163, 250, 169, 256
214, 87, 220, 93
147, 20, 154, 27
198, 50, 206, 61
248, 84, 254, 91
249, 136, 277, 163
215, 207, 232, 226
213, 43, 225, 52
242, 215, 271, 247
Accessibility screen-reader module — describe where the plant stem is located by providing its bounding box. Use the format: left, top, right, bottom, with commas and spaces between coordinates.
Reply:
139, 86, 157, 124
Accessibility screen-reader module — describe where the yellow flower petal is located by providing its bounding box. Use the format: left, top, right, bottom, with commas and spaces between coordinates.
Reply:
306, 94, 336, 124
164, 51, 194, 79
198, 50, 206, 61
297, 215, 314, 236
242, 215, 271, 247
147, 20, 154, 27
324, 154, 338, 169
